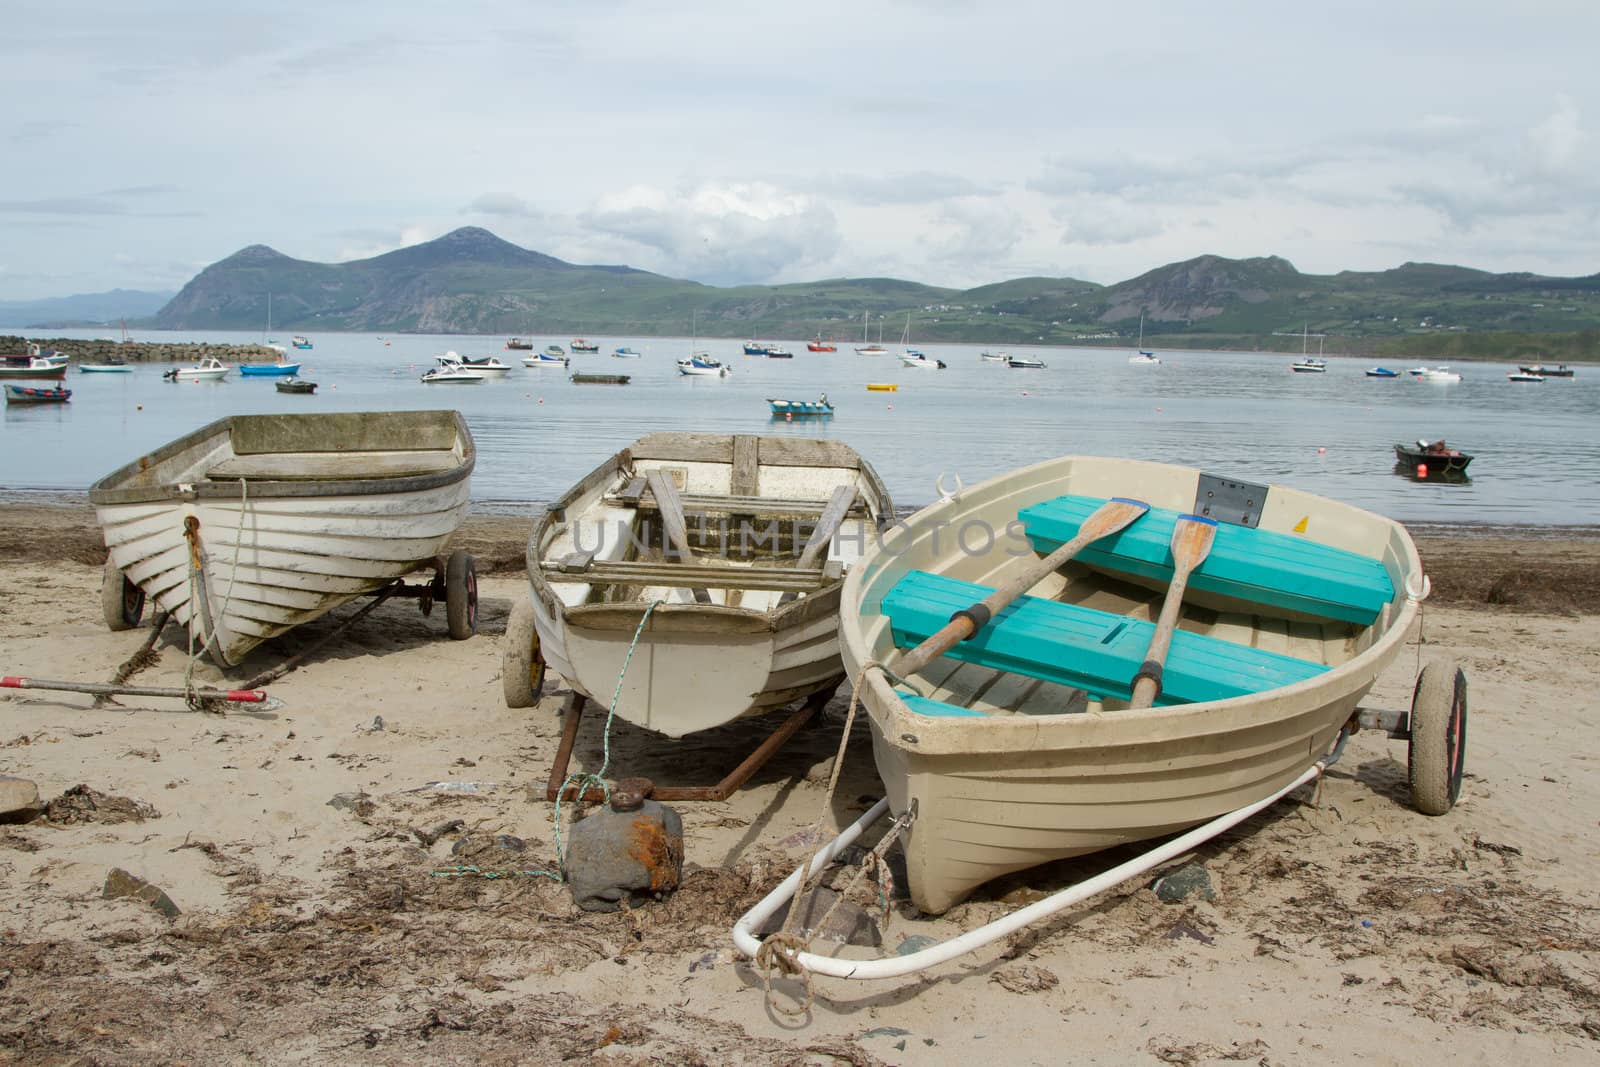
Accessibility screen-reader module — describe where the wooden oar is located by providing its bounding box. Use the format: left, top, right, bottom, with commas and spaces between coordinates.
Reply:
1128, 514, 1218, 709
892, 497, 1150, 679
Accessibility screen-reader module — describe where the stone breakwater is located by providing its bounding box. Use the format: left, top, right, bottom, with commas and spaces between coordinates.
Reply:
1, 335, 287, 364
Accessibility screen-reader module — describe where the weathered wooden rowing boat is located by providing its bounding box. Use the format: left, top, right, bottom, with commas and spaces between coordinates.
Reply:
90, 410, 477, 667
505, 433, 892, 736
839, 455, 1434, 914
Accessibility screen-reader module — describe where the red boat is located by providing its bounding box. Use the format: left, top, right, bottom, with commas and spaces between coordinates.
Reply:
806, 333, 837, 353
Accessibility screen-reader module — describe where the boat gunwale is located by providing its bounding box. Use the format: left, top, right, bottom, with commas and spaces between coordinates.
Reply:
88, 410, 476, 506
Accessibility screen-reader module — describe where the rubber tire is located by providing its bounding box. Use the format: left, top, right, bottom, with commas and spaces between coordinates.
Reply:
1408, 658, 1468, 815
101, 557, 145, 631
445, 550, 477, 640
502, 597, 546, 709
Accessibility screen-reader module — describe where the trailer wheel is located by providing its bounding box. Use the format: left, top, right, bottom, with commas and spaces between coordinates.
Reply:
101, 557, 145, 631
445, 550, 477, 640
1408, 659, 1467, 815
502, 598, 545, 708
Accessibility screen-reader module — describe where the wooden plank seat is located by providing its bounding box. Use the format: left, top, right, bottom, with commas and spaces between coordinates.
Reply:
1018, 494, 1394, 625
606, 486, 872, 521
882, 571, 1329, 708
206, 450, 460, 481
543, 554, 841, 593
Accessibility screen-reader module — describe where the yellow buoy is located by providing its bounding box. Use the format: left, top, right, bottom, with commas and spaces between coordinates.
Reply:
866, 383, 898, 392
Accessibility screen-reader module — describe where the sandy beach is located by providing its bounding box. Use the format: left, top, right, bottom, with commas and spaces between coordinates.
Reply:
2, 505, 1598, 1064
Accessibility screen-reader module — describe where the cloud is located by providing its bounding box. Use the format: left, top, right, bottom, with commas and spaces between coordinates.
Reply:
580, 182, 841, 284
808, 171, 997, 207
1526, 95, 1583, 175
465, 192, 536, 217
0, 186, 196, 218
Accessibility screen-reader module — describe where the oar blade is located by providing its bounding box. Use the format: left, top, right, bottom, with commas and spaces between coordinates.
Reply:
1074, 496, 1151, 544
1168, 514, 1218, 576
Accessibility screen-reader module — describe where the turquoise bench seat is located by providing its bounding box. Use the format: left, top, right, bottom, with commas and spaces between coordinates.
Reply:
883, 571, 1329, 708
1018, 495, 1394, 625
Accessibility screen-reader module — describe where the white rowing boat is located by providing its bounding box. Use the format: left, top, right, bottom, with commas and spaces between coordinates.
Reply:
504, 432, 893, 736
90, 410, 477, 667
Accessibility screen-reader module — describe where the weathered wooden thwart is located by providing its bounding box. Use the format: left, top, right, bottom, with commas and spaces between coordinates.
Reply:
503, 432, 893, 737
90, 411, 477, 667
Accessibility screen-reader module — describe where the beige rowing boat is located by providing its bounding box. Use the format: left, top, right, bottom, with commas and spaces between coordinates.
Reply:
838, 455, 1429, 914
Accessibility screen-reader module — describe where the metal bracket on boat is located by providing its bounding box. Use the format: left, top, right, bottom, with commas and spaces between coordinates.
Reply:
177, 482, 198, 501
935, 471, 963, 503
1193, 473, 1269, 528
1354, 705, 1411, 740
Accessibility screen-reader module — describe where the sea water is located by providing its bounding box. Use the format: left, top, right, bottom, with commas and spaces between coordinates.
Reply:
3, 328, 1597, 526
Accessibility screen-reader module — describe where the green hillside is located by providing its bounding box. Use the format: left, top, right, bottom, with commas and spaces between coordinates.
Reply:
148, 228, 1600, 358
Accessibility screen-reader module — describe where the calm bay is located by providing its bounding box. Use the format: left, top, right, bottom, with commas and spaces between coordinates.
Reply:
3, 328, 1597, 527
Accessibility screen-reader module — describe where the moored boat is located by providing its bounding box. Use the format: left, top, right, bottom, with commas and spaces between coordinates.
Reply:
1395, 439, 1473, 473
80, 357, 133, 372
1128, 351, 1161, 365
544, 344, 567, 359
90, 410, 477, 666
1365, 366, 1399, 378
807, 333, 837, 353
766, 346, 794, 359
240, 361, 301, 376
899, 351, 946, 369
768, 394, 833, 416
505, 337, 534, 350
274, 377, 317, 394
835, 455, 1432, 914
0, 349, 69, 379
524, 349, 570, 367
677, 355, 730, 377
446, 353, 510, 375
743, 341, 771, 355
1518, 363, 1573, 377
1414, 366, 1462, 383
1007, 355, 1046, 369
978, 350, 1009, 363
505, 432, 892, 735
1290, 357, 1328, 373
570, 338, 600, 353
611, 346, 642, 359
421, 362, 484, 384
291, 335, 313, 350
1507, 371, 1544, 383
163, 357, 230, 381
4, 383, 71, 404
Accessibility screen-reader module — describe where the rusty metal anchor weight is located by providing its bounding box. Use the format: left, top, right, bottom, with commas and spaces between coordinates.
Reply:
563, 777, 684, 913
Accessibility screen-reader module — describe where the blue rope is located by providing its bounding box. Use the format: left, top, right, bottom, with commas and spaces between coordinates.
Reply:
551, 599, 665, 868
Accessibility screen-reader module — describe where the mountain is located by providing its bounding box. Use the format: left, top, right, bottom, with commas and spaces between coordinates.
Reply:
0, 289, 174, 328
145, 228, 1600, 354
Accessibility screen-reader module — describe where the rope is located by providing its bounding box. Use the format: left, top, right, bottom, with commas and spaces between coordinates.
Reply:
550, 599, 665, 868
430, 865, 562, 882
758, 659, 898, 1016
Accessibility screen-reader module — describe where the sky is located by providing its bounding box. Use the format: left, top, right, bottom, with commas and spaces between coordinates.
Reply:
3, 0, 1598, 301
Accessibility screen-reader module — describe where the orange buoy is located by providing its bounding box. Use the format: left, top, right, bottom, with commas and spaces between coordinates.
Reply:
785, 412, 792, 422
1416, 463, 1428, 477
1318, 447, 1326, 454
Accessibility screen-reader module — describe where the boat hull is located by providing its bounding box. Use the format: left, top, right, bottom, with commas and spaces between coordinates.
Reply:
240, 363, 301, 376
4, 384, 71, 403
839, 455, 1421, 914
91, 411, 474, 667
525, 433, 892, 736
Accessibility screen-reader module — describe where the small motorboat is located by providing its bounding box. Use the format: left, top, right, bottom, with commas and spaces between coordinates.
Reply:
4, 383, 71, 404
240, 361, 302, 376
1519, 363, 1573, 378
1290, 357, 1328, 373
1507, 371, 1545, 383
1007, 355, 1046, 369
163, 357, 230, 381
80, 357, 133, 373
742, 341, 770, 355
291, 335, 313, 350
444, 353, 510, 375
0, 354, 69, 380
505, 337, 534, 350
92, 410, 477, 666
611, 346, 642, 359
856, 344, 889, 357
807, 334, 837, 353
275, 377, 317, 394
979, 351, 1009, 363
766, 346, 794, 359
1414, 366, 1462, 383
1406, 366, 1429, 377
421, 363, 484, 384
1365, 367, 1400, 378
570, 338, 600, 353
768, 394, 833, 417
677, 355, 730, 377
504, 432, 893, 734
1395, 439, 1473, 473
899, 351, 946, 370
524, 350, 570, 367
544, 344, 567, 359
